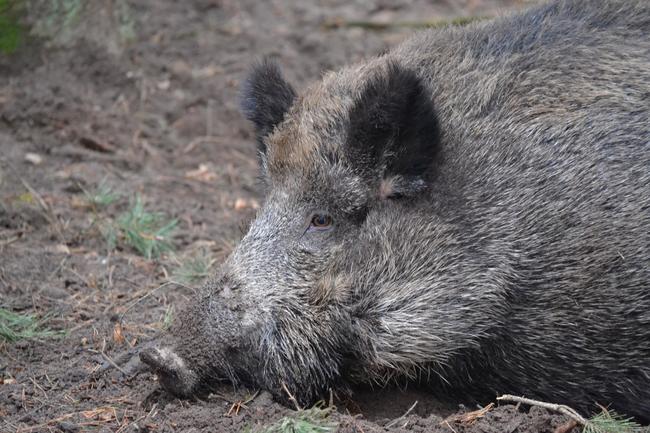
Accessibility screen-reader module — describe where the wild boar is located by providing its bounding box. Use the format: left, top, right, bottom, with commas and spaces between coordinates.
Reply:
141, 0, 650, 421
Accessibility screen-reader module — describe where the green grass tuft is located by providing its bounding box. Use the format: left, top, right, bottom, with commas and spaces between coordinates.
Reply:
172, 249, 215, 285
116, 195, 177, 259
251, 406, 338, 433
585, 409, 645, 433
161, 305, 174, 330
0, 308, 65, 342
0, 0, 23, 54
84, 179, 120, 208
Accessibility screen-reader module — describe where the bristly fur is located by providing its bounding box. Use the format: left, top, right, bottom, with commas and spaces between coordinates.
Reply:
240, 59, 296, 157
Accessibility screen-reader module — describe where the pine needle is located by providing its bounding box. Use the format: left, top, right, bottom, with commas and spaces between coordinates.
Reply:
84, 179, 120, 208
584, 409, 644, 433
116, 195, 177, 259
0, 308, 65, 342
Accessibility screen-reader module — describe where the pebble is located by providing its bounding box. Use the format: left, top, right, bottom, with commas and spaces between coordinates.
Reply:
24, 153, 43, 165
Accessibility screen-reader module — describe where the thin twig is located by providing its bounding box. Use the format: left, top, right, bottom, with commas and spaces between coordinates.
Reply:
242, 389, 260, 406
496, 395, 589, 425
182, 136, 230, 154
100, 338, 128, 376
443, 420, 458, 433
118, 280, 193, 324
385, 400, 418, 428
281, 381, 302, 411
0, 235, 19, 247
226, 389, 262, 415
19, 177, 66, 243
0, 159, 66, 244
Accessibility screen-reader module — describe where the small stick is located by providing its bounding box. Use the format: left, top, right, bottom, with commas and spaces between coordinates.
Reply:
119, 280, 193, 324
29, 376, 48, 399
147, 403, 158, 419
281, 381, 302, 411
226, 389, 261, 415
443, 420, 458, 433
100, 338, 128, 376
496, 395, 589, 426
242, 389, 260, 406
0, 235, 19, 247
385, 400, 418, 428
183, 136, 230, 154
19, 177, 66, 243
443, 402, 494, 425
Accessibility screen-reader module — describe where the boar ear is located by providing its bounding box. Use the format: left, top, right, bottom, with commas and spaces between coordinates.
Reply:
241, 59, 296, 156
346, 62, 439, 199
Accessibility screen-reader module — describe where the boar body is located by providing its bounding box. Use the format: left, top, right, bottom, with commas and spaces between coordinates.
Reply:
141, 0, 650, 421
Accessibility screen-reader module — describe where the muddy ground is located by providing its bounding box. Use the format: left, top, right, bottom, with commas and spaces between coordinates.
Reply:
0, 0, 592, 431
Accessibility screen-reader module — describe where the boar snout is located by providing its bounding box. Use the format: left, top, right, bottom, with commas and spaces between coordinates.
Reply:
140, 272, 263, 399
140, 346, 200, 398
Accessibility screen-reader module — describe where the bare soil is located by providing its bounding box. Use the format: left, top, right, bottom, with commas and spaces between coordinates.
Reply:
1, 0, 583, 431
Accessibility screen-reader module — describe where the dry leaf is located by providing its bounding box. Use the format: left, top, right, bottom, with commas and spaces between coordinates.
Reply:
113, 323, 125, 345
234, 198, 260, 211
192, 65, 224, 79
82, 407, 114, 421
79, 136, 116, 154
185, 164, 217, 182
52, 244, 71, 254
442, 403, 494, 426
71, 195, 92, 209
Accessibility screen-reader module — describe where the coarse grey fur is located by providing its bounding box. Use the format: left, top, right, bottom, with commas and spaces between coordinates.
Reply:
141, 0, 650, 422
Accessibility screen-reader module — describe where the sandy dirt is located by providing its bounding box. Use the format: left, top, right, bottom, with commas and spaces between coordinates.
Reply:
0, 0, 588, 431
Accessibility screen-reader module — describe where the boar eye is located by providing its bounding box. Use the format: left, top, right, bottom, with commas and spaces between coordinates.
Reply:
310, 213, 333, 230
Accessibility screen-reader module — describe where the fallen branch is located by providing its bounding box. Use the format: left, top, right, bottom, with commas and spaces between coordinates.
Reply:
499, 396, 645, 433
497, 395, 589, 425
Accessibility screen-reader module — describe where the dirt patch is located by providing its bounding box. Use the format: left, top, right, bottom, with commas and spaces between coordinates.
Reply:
1, 0, 586, 432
